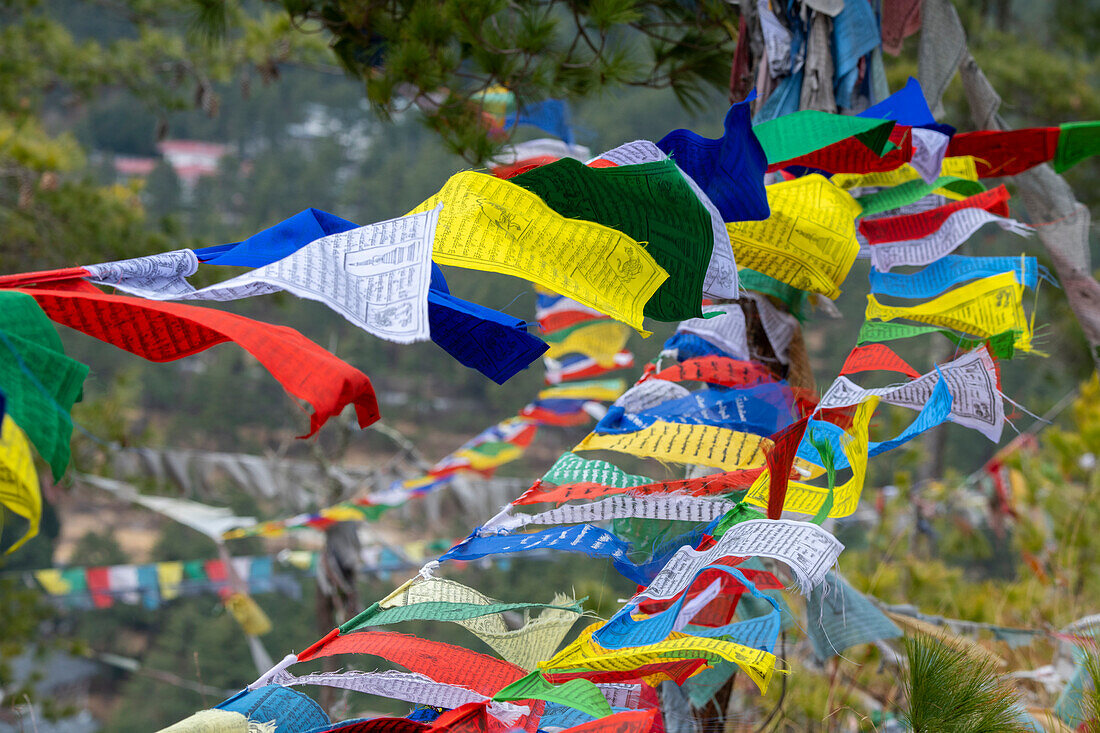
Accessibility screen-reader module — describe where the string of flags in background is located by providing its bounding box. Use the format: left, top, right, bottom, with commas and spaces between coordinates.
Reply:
1, 3, 1098, 729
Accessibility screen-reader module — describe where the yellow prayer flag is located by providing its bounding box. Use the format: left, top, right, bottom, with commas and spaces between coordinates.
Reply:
544, 321, 632, 367
725, 175, 862, 299
155, 710, 251, 732
410, 172, 668, 333
540, 623, 776, 694
538, 380, 626, 402
157, 561, 184, 601
321, 505, 370, 522
743, 398, 878, 518
225, 592, 273, 636
830, 156, 980, 191
865, 271, 1033, 352
0, 415, 40, 553
575, 422, 771, 471
454, 443, 524, 471
34, 568, 70, 595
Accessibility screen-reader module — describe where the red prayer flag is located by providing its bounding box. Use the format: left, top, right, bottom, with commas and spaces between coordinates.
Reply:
295, 630, 526, 697
85, 567, 113, 609
652, 357, 778, 389
858, 185, 1011, 244
764, 417, 810, 520
768, 126, 914, 175
839, 343, 922, 379
13, 287, 379, 437
946, 128, 1061, 178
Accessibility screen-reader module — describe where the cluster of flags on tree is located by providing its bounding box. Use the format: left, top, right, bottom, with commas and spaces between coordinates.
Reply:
143, 68, 1095, 730
3, 4, 1099, 729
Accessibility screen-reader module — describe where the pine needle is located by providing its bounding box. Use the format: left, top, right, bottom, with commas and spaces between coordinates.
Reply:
900, 634, 1032, 733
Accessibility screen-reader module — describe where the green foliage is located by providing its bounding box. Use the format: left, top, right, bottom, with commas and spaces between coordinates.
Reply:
901, 634, 1031, 733
272, 0, 737, 160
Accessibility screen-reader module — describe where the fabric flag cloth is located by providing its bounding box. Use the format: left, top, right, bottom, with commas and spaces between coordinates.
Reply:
832, 154, 978, 194
657, 93, 770, 223
753, 110, 895, 167
804, 572, 902, 660
651, 357, 777, 389
855, 176, 986, 219
439, 523, 651, 586
293, 629, 526, 697
858, 185, 1010, 243
0, 414, 40, 552
409, 172, 667, 333
839, 343, 921, 379
819, 346, 1004, 442
586, 139, 740, 301
868, 255, 1049, 300
487, 138, 592, 179
726, 175, 862, 299
0, 291, 89, 480
865, 271, 1033, 352
510, 157, 714, 322
89, 209, 443, 344
746, 399, 878, 520
673, 305, 752, 361
864, 203, 1033, 273
14, 284, 379, 437
541, 624, 777, 695
196, 208, 547, 385
368, 577, 582, 671
768, 122, 914, 176
593, 563, 780, 651
832, 0, 882, 107
856, 320, 1017, 359
493, 673, 612, 720
543, 320, 632, 368
536, 291, 606, 332
575, 421, 771, 472
506, 99, 576, 144
594, 384, 798, 439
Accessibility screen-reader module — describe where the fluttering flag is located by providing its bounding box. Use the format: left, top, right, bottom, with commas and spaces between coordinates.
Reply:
819, 346, 1004, 442
0, 414, 40, 553
488, 138, 592, 179
658, 93, 770, 223
17, 285, 379, 437
865, 271, 1033, 352
726, 175, 862, 299
410, 171, 668, 332
804, 572, 902, 660
510, 158, 715, 321
295, 630, 527, 697
753, 111, 895, 169
0, 291, 88, 480
868, 255, 1050, 299
89, 208, 443, 345
541, 623, 777, 694
839, 343, 922, 379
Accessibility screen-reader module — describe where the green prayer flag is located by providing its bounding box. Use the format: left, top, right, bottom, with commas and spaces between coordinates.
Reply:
711, 503, 767, 538
857, 321, 1016, 359
511, 158, 714, 322
753, 112, 895, 164
738, 268, 808, 320
0, 292, 88, 480
494, 672, 613, 720
540, 453, 652, 489
345, 599, 584, 631
856, 176, 986, 217
1054, 121, 1100, 173
809, 430, 837, 526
